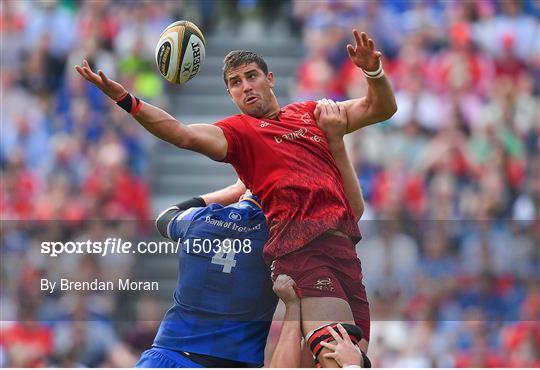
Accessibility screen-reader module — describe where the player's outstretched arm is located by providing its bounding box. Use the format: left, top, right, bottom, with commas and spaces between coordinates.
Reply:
74, 60, 227, 160
269, 275, 302, 368
340, 30, 397, 133
315, 99, 364, 220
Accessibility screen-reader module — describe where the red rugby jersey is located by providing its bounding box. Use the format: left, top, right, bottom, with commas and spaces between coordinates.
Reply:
214, 101, 361, 261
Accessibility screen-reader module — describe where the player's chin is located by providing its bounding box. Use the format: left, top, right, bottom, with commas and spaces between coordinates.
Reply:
243, 103, 265, 118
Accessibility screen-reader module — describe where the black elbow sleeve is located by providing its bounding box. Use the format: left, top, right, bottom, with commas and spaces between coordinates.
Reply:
155, 197, 206, 239
155, 207, 181, 238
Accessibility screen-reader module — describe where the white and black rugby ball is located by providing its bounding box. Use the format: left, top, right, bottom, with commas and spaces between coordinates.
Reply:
155, 20, 206, 84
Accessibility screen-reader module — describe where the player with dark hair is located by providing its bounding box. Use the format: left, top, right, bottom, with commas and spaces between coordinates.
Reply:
134, 98, 367, 368
76, 29, 395, 367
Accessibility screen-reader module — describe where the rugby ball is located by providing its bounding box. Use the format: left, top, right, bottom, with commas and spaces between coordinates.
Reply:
155, 20, 206, 84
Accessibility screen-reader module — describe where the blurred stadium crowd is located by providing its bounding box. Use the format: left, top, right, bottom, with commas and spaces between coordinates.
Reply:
1, 0, 539, 368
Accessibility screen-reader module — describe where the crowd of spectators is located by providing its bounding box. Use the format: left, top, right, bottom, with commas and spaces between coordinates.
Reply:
292, 0, 539, 367
1, 0, 538, 367
1, 0, 174, 366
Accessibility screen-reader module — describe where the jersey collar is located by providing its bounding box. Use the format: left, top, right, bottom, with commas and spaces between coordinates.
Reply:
239, 194, 262, 209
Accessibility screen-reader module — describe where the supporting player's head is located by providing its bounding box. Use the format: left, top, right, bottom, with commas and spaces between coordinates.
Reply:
223, 50, 278, 118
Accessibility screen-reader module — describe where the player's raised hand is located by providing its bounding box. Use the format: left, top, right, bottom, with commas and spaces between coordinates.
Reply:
272, 274, 299, 306
347, 29, 382, 72
75, 59, 127, 101
314, 99, 348, 142
320, 324, 363, 367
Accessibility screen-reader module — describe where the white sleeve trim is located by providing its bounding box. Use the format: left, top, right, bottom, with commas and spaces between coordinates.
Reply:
168, 208, 197, 240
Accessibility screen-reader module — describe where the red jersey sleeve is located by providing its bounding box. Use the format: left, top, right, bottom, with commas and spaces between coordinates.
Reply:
213, 117, 242, 165
303, 100, 317, 114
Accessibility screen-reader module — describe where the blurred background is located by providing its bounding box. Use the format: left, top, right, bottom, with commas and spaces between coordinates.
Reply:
1, 0, 539, 367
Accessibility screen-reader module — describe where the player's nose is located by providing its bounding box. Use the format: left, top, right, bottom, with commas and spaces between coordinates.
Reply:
242, 80, 254, 93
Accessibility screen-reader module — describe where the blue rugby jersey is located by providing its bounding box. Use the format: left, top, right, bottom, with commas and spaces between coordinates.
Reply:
152, 196, 278, 366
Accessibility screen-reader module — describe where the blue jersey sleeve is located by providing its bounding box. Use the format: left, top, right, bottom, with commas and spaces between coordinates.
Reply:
168, 207, 203, 241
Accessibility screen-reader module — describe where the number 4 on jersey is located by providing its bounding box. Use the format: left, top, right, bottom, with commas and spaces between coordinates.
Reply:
211, 249, 237, 273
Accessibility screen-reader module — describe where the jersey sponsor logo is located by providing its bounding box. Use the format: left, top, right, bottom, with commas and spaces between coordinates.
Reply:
204, 215, 227, 227
273, 127, 308, 144
272, 127, 322, 145
203, 215, 262, 232
228, 211, 242, 221
314, 277, 335, 292
260, 121, 270, 127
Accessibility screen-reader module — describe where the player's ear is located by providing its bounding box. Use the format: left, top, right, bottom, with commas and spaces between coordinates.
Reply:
226, 87, 235, 101
225, 76, 232, 97
267, 72, 274, 88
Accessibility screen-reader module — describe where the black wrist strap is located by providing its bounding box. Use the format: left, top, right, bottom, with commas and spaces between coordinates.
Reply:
115, 92, 143, 116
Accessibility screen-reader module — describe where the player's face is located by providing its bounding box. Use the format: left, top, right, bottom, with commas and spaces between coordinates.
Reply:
226, 63, 275, 118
